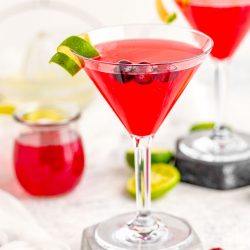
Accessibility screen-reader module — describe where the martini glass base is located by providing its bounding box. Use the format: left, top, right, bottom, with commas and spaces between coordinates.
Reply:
81, 212, 203, 250
176, 131, 250, 190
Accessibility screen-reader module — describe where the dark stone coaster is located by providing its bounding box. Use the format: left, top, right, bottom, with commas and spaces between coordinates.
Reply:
176, 139, 250, 190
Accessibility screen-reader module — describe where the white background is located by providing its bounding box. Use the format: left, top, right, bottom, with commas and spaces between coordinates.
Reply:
0, 1, 250, 250
0, 0, 249, 131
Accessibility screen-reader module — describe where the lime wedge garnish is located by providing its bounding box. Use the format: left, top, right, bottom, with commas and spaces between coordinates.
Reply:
190, 122, 215, 132
50, 35, 100, 76
126, 149, 174, 169
190, 122, 231, 133
22, 108, 66, 123
0, 104, 16, 115
127, 164, 180, 200
167, 13, 177, 23
155, 0, 177, 24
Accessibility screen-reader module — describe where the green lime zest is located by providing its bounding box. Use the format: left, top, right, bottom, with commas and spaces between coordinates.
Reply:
50, 52, 81, 76
60, 36, 99, 59
167, 13, 177, 23
190, 122, 232, 133
127, 164, 180, 200
50, 35, 100, 76
190, 122, 215, 132
156, 0, 177, 25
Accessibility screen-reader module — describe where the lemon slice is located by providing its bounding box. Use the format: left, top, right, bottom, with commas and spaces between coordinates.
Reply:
50, 35, 100, 76
22, 108, 66, 123
155, 0, 177, 24
127, 164, 180, 200
126, 149, 174, 169
0, 104, 16, 115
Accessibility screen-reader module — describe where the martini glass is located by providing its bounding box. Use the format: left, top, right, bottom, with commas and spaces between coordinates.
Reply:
175, 0, 250, 162
75, 25, 213, 250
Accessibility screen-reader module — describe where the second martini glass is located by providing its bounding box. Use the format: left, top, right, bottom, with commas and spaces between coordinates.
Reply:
75, 25, 213, 249
175, 0, 250, 162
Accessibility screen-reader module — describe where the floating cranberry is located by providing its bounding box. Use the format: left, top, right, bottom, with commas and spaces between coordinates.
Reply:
210, 248, 224, 250
134, 61, 154, 84
154, 64, 179, 83
113, 60, 134, 83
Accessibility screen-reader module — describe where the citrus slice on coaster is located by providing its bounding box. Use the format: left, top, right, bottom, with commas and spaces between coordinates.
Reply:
190, 122, 215, 132
155, 0, 177, 24
50, 35, 100, 76
127, 164, 181, 200
126, 149, 175, 169
190, 122, 231, 133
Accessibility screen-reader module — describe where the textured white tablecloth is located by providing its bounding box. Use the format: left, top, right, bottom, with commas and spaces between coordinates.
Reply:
15, 78, 250, 250
1, 72, 250, 250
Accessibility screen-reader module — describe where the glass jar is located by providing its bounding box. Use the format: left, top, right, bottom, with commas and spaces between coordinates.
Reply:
13, 103, 85, 196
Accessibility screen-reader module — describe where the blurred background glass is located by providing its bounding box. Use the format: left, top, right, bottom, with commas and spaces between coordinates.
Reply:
0, 0, 101, 108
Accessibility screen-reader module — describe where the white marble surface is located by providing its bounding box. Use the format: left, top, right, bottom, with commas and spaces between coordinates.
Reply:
6, 88, 249, 250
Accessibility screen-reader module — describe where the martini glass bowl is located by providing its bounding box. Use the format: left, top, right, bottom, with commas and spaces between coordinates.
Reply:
74, 24, 213, 250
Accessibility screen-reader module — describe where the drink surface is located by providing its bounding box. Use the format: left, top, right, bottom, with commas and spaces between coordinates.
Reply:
14, 130, 84, 196
176, 0, 250, 59
96, 39, 202, 63
84, 39, 202, 136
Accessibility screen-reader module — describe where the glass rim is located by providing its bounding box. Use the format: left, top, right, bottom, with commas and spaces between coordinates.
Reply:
13, 102, 81, 127
175, 0, 250, 7
73, 23, 214, 66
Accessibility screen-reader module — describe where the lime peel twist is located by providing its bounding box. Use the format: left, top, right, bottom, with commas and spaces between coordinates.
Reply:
156, 0, 177, 24
50, 35, 100, 76
156, 0, 190, 24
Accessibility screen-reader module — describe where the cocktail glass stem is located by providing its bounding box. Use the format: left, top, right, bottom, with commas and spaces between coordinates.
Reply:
128, 135, 163, 241
212, 60, 229, 138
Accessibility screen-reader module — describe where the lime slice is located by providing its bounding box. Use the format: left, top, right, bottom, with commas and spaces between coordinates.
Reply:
155, 0, 177, 24
0, 104, 16, 115
50, 35, 100, 76
190, 122, 215, 132
22, 108, 66, 123
190, 122, 231, 133
127, 164, 180, 200
126, 149, 174, 169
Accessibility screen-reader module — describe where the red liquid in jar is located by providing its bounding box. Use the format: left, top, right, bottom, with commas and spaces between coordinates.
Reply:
14, 130, 84, 196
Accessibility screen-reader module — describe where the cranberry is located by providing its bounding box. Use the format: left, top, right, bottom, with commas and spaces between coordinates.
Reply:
113, 60, 134, 83
154, 64, 179, 83
134, 61, 154, 84
210, 248, 224, 250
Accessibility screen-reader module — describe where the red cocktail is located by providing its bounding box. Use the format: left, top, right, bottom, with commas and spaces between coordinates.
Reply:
175, 0, 250, 162
176, 0, 250, 59
85, 39, 201, 136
